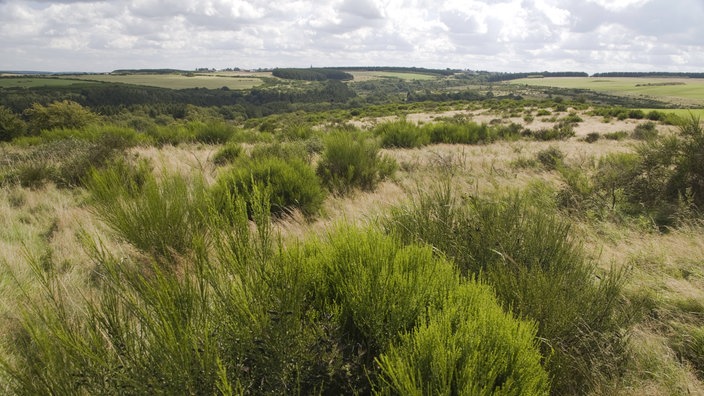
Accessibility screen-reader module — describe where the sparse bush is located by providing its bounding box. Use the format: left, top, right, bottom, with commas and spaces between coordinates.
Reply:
585, 132, 600, 143
603, 131, 629, 140
213, 156, 325, 218
536, 146, 565, 170
316, 133, 396, 195
523, 122, 575, 141
632, 121, 658, 140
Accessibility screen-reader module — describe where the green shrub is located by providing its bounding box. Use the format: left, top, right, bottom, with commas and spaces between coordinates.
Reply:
424, 120, 492, 145
249, 141, 310, 163
212, 142, 243, 166
86, 164, 208, 261
523, 122, 575, 141
384, 184, 630, 395
187, 120, 236, 144
213, 156, 325, 218
632, 121, 658, 140
603, 131, 629, 140
316, 133, 396, 195
376, 282, 549, 396
536, 146, 565, 170
374, 119, 428, 148
585, 132, 600, 143
24, 100, 100, 135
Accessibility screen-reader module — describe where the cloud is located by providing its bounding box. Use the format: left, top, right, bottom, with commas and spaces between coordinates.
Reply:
0, 0, 702, 73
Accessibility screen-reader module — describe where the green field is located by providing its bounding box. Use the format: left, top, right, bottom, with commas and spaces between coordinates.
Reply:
348, 70, 439, 81
67, 73, 264, 90
510, 77, 704, 106
0, 77, 90, 88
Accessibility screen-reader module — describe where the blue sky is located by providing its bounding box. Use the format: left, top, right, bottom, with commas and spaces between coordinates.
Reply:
1, 0, 703, 73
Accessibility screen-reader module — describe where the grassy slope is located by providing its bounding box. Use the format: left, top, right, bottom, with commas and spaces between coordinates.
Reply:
510, 77, 704, 106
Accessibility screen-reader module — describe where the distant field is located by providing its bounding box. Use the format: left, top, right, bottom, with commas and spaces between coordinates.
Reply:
641, 108, 704, 118
510, 77, 704, 106
0, 77, 89, 88
348, 71, 438, 81
67, 73, 264, 90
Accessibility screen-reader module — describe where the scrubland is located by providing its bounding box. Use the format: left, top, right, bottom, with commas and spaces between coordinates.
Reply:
1, 92, 704, 395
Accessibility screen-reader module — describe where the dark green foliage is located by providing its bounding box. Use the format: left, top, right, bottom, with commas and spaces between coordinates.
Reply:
272, 68, 353, 81
585, 132, 600, 143
0, 105, 26, 141
384, 184, 630, 395
374, 119, 429, 148
316, 132, 397, 195
213, 156, 326, 218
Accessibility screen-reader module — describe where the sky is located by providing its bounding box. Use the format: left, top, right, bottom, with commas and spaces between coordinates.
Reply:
1, 0, 703, 74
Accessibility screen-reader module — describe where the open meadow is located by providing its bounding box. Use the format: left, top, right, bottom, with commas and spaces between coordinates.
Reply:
2, 72, 704, 394
510, 76, 704, 107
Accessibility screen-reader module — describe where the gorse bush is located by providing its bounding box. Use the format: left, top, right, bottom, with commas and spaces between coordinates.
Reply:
632, 121, 658, 140
187, 120, 237, 144
213, 155, 326, 218
1, 191, 550, 395
316, 132, 396, 195
0, 105, 26, 141
23, 100, 100, 135
384, 182, 630, 395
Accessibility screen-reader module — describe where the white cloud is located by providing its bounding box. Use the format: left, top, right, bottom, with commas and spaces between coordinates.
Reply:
0, 0, 702, 73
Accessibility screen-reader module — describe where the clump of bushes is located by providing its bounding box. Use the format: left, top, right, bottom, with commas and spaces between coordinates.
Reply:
632, 121, 658, 140
374, 119, 428, 148
212, 142, 243, 165
316, 132, 396, 195
384, 183, 630, 395
213, 155, 326, 218
1, 193, 549, 395
523, 121, 575, 141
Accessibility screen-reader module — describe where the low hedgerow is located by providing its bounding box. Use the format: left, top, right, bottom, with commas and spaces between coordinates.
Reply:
384, 182, 631, 395
316, 132, 396, 195
213, 155, 326, 218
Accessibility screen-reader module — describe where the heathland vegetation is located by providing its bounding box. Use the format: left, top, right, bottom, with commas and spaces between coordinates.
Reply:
1, 68, 704, 394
